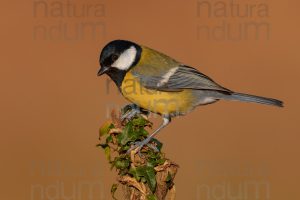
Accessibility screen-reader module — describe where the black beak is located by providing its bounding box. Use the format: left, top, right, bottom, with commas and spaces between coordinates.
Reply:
97, 66, 109, 76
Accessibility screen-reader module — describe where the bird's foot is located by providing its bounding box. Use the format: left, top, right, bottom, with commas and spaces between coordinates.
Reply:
121, 104, 141, 122
121, 104, 149, 122
126, 138, 159, 155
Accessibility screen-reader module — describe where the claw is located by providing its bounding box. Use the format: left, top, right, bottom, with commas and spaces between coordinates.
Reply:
126, 141, 143, 154
126, 138, 159, 155
121, 104, 141, 122
121, 109, 140, 121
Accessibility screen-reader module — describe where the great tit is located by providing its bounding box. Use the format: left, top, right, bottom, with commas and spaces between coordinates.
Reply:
97, 40, 283, 153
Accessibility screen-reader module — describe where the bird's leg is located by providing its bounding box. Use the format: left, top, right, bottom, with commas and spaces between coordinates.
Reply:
127, 115, 171, 154
120, 104, 141, 121
121, 104, 149, 121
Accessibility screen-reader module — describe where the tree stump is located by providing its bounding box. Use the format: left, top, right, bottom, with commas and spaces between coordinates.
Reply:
98, 110, 179, 200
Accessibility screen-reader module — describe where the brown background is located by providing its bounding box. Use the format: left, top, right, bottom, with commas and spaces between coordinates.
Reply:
1, 0, 299, 199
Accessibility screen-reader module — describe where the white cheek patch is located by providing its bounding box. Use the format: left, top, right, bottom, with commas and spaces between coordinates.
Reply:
111, 46, 137, 70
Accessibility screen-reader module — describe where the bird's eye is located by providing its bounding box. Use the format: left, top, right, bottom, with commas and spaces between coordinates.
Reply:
111, 54, 118, 62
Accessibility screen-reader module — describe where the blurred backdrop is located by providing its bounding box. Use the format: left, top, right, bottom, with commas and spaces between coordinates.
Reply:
0, 0, 299, 199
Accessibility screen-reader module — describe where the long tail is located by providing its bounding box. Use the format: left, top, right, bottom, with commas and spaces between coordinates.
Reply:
224, 92, 283, 107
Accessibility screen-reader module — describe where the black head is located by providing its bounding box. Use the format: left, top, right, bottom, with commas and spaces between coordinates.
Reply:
97, 40, 142, 87
98, 40, 141, 76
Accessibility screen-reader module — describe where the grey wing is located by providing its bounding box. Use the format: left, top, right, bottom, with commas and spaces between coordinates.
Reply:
132, 65, 232, 93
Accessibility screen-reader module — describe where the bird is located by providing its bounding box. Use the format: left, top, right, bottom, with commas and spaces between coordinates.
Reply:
97, 39, 283, 153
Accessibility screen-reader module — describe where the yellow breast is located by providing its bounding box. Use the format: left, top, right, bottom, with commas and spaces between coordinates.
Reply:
121, 72, 195, 116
